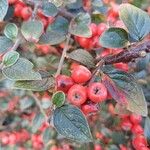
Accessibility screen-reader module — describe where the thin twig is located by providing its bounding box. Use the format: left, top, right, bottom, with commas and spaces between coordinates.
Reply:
30, 92, 47, 120
55, 34, 71, 76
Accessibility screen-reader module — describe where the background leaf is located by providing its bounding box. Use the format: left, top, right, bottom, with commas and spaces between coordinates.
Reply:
144, 117, 150, 140
119, 3, 150, 41
39, 16, 69, 45
2, 51, 20, 67
13, 77, 55, 91
41, 2, 58, 17
4, 23, 18, 40
2, 58, 42, 81
52, 91, 65, 107
69, 13, 92, 37
20, 97, 35, 110
53, 104, 93, 142
99, 28, 129, 48
0, 36, 14, 55
0, 0, 8, 21
21, 20, 44, 42
67, 49, 95, 68
32, 113, 45, 133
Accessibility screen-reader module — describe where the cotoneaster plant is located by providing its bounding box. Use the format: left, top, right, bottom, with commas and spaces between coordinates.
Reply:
0, 0, 150, 150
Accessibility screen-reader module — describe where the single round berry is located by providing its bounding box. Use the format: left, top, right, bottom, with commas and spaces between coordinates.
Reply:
71, 65, 92, 83
130, 114, 142, 124
121, 119, 132, 131
87, 82, 107, 103
131, 124, 144, 135
67, 84, 87, 106
90, 23, 98, 36
21, 6, 32, 20
14, 3, 24, 18
113, 63, 129, 72
81, 101, 99, 115
56, 75, 74, 93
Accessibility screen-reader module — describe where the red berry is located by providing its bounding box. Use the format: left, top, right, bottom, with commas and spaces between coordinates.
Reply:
14, 3, 24, 18
67, 84, 87, 106
71, 65, 91, 83
138, 146, 150, 150
81, 101, 98, 115
21, 6, 32, 20
90, 23, 98, 36
132, 135, 147, 149
1, 135, 9, 145
130, 114, 142, 124
114, 63, 129, 72
56, 75, 74, 93
87, 82, 107, 103
97, 23, 108, 36
121, 118, 132, 131
131, 124, 144, 135
94, 144, 102, 150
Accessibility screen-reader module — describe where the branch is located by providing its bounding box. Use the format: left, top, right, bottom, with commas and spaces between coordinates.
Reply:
58, 8, 74, 20
55, 34, 71, 76
102, 40, 150, 65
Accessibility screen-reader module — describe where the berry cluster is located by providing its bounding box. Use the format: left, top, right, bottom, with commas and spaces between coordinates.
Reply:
56, 64, 108, 115
121, 114, 149, 150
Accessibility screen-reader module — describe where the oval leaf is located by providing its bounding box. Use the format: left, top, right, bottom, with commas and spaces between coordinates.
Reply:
52, 91, 65, 107
53, 104, 93, 142
13, 77, 55, 91
99, 28, 129, 48
21, 20, 44, 42
0, 36, 14, 55
67, 49, 95, 68
119, 4, 150, 41
42, 2, 58, 17
2, 51, 20, 67
2, 58, 42, 81
4, 23, 18, 40
0, 0, 8, 21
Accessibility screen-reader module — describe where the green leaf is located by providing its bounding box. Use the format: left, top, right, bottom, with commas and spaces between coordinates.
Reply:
2, 58, 42, 81
13, 77, 55, 91
103, 67, 148, 116
51, 0, 76, 7
20, 97, 35, 110
111, 131, 126, 144
0, 36, 14, 55
41, 2, 58, 17
119, 3, 150, 41
53, 104, 93, 143
67, 49, 95, 68
32, 113, 45, 133
144, 117, 150, 140
21, 20, 44, 42
2, 51, 20, 67
69, 13, 92, 37
39, 16, 69, 45
4, 23, 18, 40
99, 28, 129, 48
52, 91, 65, 107
0, 0, 8, 21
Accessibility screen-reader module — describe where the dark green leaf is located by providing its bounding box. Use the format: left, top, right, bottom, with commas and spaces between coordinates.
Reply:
103, 67, 148, 116
144, 117, 150, 140
20, 97, 35, 110
0, 36, 14, 55
67, 0, 82, 9
67, 49, 95, 68
119, 4, 150, 41
21, 20, 44, 42
2, 51, 20, 67
69, 13, 92, 37
53, 104, 93, 143
111, 131, 126, 144
0, 0, 8, 21
32, 113, 45, 133
99, 28, 129, 48
2, 58, 42, 81
52, 91, 65, 107
41, 2, 58, 17
13, 77, 55, 91
39, 16, 69, 45
4, 23, 18, 40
